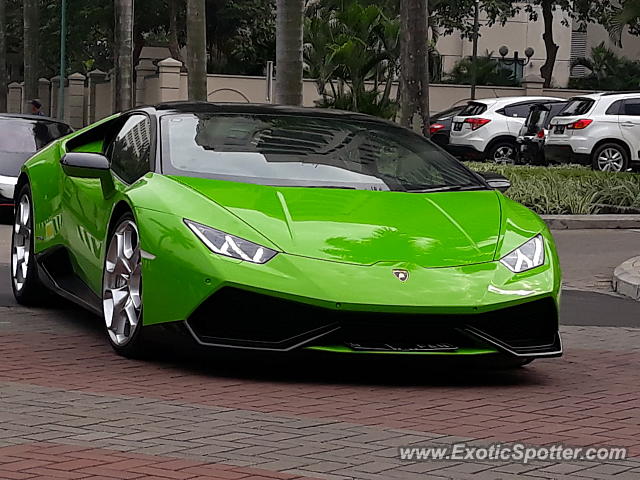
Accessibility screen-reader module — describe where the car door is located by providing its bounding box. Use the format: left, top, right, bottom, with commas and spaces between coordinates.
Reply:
61, 114, 152, 294
502, 102, 539, 135
618, 98, 640, 162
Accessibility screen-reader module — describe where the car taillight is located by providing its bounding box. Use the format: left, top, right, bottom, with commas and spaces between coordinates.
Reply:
567, 119, 593, 130
429, 123, 445, 136
536, 129, 546, 139
464, 118, 491, 130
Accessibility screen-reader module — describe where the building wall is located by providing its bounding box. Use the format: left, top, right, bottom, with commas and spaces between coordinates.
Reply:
437, 5, 573, 87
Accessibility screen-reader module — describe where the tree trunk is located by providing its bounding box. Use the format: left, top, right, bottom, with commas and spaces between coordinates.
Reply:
168, 0, 182, 63
0, 0, 7, 112
23, 0, 39, 113
275, 0, 304, 106
187, 0, 207, 101
400, 0, 430, 133
539, 0, 558, 89
114, 0, 134, 111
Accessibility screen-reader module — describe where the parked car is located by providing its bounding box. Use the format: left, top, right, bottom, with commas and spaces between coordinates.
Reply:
427, 105, 465, 150
12, 102, 561, 364
516, 101, 567, 165
0, 114, 73, 207
546, 92, 640, 172
449, 96, 563, 163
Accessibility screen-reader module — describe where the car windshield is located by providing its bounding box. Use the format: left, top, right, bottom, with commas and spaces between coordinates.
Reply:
0, 118, 72, 153
557, 98, 594, 116
161, 113, 485, 192
458, 102, 488, 116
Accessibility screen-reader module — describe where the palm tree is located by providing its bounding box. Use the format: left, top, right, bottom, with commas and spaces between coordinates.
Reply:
23, 0, 39, 113
610, 0, 640, 46
114, 0, 134, 111
187, 0, 207, 101
275, 0, 304, 106
0, 0, 7, 112
399, 0, 429, 132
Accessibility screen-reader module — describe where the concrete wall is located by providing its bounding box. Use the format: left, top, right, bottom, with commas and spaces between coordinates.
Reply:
436, 5, 573, 88
3, 61, 594, 127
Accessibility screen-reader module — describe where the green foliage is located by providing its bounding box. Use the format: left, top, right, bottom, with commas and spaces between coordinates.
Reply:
304, 0, 400, 119
444, 51, 518, 87
568, 42, 640, 91
467, 162, 640, 215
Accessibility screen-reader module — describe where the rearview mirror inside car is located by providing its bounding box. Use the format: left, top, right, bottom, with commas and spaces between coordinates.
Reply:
478, 172, 511, 193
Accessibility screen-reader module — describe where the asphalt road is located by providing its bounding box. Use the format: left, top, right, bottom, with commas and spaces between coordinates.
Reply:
0, 220, 637, 327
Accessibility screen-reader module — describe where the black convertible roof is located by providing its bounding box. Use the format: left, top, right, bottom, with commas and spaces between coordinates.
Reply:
151, 101, 393, 125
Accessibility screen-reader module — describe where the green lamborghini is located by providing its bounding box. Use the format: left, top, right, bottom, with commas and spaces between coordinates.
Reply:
11, 102, 562, 361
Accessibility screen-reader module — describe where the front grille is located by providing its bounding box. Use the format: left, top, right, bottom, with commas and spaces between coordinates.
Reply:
186, 287, 559, 355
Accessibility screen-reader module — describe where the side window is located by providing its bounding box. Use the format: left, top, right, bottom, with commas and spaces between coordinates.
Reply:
109, 115, 152, 184
503, 103, 535, 118
622, 99, 640, 116
606, 100, 623, 115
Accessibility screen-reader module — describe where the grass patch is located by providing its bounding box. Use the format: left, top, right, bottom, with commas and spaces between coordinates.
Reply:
466, 162, 640, 215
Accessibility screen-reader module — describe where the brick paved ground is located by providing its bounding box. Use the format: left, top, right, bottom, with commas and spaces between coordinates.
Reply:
1, 303, 640, 480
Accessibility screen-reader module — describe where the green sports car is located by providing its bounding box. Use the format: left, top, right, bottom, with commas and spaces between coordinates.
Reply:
11, 102, 562, 361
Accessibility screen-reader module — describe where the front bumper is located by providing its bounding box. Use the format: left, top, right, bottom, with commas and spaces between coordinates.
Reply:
0, 175, 17, 206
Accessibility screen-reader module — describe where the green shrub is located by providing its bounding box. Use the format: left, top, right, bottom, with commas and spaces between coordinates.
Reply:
466, 163, 640, 215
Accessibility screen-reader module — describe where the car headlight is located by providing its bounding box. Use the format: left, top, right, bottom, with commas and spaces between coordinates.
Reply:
500, 234, 545, 273
184, 219, 277, 264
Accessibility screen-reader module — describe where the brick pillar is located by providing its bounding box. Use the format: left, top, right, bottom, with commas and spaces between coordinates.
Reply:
158, 58, 183, 102
50, 76, 60, 119
87, 69, 107, 124
68, 72, 86, 129
38, 78, 51, 116
7, 82, 22, 113
135, 59, 156, 106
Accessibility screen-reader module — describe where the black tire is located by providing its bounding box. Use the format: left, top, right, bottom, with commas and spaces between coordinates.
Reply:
486, 140, 517, 164
103, 212, 148, 358
591, 143, 629, 172
11, 184, 47, 306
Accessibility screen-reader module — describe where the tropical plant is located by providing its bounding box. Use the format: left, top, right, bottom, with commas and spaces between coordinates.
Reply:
275, 0, 304, 105
305, 1, 400, 119
23, 0, 38, 113
445, 51, 517, 86
569, 42, 640, 91
0, 0, 6, 112
609, 0, 640, 46
187, 0, 207, 101
114, 0, 134, 111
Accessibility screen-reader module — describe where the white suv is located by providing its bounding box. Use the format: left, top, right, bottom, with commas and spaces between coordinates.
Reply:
546, 92, 640, 172
449, 96, 562, 163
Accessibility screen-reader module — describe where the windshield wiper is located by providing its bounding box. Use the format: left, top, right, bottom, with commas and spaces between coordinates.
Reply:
405, 184, 486, 193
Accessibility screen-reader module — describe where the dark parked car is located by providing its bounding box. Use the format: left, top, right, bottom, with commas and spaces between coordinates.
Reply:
516, 101, 567, 165
427, 105, 465, 151
0, 114, 73, 206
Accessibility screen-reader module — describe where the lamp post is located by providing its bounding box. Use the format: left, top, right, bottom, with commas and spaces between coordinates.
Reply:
57, 0, 67, 121
470, 0, 480, 100
498, 45, 535, 83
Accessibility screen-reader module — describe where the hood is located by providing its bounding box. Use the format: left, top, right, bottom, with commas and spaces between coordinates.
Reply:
0, 152, 31, 177
170, 176, 503, 268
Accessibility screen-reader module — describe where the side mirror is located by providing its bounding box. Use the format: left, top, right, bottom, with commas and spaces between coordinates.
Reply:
478, 171, 511, 193
61, 152, 114, 197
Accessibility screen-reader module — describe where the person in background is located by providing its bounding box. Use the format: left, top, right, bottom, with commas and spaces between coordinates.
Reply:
29, 99, 45, 116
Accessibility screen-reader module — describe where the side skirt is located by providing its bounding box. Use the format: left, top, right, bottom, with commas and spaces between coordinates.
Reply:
36, 247, 103, 316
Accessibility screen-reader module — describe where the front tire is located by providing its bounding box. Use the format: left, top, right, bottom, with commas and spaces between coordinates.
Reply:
592, 143, 628, 172
11, 185, 46, 306
103, 213, 146, 358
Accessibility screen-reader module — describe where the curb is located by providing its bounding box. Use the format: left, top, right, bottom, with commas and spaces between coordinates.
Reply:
542, 215, 640, 230
613, 256, 640, 301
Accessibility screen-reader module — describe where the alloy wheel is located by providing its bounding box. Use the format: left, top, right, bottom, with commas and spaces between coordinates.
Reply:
103, 220, 142, 346
11, 195, 31, 292
596, 148, 624, 172
492, 145, 515, 164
